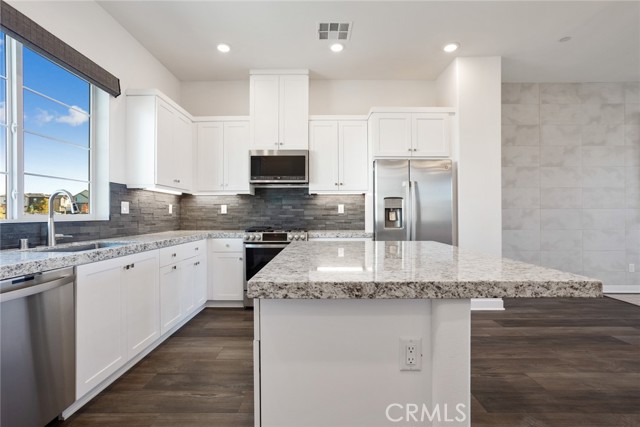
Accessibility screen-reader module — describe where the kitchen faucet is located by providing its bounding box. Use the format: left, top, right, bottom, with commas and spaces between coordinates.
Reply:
47, 189, 80, 246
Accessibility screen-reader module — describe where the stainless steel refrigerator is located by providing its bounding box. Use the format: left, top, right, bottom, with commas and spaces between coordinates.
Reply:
374, 159, 455, 243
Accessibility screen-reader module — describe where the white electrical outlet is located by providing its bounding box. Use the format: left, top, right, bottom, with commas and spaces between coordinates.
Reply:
169, 204, 173, 214
120, 201, 130, 214
630, 264, 636, 273
338, 204, 345, 214
338, 248, 345, 257
221, 204, 228, 214
399, 337, 422, 371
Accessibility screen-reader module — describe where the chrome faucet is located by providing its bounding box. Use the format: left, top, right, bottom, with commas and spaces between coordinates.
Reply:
47, 189, 80, 246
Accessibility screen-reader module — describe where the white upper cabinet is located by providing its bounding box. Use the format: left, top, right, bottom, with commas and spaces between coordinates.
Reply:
370, 110, 452, 158
309, 120, 368, 193
195, 119, 250, 194
250, 71, 309, 150
126, 91, 194, 193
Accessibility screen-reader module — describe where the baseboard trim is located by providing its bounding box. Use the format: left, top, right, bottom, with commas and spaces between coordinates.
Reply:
206, 300, 244, 308
471, 298, 505, 311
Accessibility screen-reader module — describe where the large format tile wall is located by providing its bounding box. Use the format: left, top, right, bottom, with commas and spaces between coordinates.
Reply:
0, 183, 181, 249
180, 188, 365, 230
502, 82, 640, 292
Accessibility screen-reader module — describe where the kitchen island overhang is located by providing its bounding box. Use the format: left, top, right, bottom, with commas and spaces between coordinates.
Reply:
248, 241, 602, 427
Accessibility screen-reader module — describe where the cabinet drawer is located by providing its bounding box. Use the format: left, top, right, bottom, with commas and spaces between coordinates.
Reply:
209, 238, 243, 253
159, 240, 206, 266
180, 240, 206, 260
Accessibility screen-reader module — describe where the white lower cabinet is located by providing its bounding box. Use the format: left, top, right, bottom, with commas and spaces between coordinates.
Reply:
208, 238, 244, 301
76, 239, 208, 401
159, 240, 208, 335
76, 250, 160, 399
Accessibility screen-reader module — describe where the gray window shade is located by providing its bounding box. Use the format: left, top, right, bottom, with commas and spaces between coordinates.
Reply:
0, 1, 121, 97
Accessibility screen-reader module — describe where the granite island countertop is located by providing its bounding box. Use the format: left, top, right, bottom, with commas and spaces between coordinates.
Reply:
0, 229, 370, 280
247, 240, 603, 299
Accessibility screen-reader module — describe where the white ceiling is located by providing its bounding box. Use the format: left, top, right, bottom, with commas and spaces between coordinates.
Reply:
98, 1, 640, 82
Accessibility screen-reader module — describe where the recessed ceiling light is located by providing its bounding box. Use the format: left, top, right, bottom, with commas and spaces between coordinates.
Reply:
330, 43, 344, 53
558, 36, 572, 43
443, 43, 460, 53
217, 43, 231, 53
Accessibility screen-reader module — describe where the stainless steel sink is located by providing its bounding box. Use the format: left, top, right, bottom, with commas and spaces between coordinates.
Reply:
39, 242, 129, 253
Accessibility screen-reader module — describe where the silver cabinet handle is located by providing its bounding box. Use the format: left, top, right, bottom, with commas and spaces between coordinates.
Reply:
334, 183, 338, 186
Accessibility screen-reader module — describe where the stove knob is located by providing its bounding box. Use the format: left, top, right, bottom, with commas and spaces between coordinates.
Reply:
288, 233, 294, 241
244, 233, 250, 241
255, 234, 262, 241
300, 234, 306, 241
294, 235, 300, 240
250, 235, 256, 241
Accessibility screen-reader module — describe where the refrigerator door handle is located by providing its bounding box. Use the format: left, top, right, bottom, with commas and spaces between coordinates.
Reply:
410, 180, 418, 241
404, 180, 411, 241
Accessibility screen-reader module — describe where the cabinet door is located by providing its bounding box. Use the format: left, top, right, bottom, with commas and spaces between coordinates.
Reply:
370, 113, 412, 157
250, 75, 280, 149
160, 263, 183, 335
309, 121, 339, 192
174, 112, 194, 190
76, 258, 127, 398
224, 121, 250, 192
412, 113, 451, 157
279, 74, 309, 149
338, 121, 368, 192
155, 98, 176, 188
192, 254, 208, 307
211, 252, 244, 300
180, 258, 196, 315
196, 122, 225, 191
124, 251, 160, 360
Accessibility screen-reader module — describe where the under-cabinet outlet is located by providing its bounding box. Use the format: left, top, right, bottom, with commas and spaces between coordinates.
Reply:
120, 201, 130, 214
399, 337, 422, 371
221, 204, 228, 214
338, 204, 345, 214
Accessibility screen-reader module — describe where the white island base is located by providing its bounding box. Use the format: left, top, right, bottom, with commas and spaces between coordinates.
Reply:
254, 298, 471, 427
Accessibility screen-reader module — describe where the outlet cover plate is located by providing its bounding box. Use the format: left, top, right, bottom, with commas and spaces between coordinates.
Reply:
120, 201, 130, 214
399, 337, 422, 371
221, 204, 228, 214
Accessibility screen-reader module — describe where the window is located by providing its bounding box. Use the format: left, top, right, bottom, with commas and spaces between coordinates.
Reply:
1, 32, 106, 221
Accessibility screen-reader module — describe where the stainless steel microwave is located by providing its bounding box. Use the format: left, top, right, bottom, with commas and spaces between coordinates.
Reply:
249, 150, 309, 184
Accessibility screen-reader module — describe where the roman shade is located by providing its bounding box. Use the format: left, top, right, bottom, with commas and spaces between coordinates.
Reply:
0, 1, 121, 97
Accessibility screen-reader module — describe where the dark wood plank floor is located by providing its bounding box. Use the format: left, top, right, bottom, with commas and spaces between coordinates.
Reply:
54, 298, 640, 427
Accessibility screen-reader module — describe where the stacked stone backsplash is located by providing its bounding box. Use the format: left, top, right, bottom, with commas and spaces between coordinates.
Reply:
0, 183, 181, 250
180, 188, 365, 231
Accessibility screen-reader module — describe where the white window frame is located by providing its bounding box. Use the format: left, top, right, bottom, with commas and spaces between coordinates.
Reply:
2, 35, 109, 223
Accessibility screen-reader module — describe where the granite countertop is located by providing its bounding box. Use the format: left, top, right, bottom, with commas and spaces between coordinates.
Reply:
0, 229, 369, 280
0, 230, 242, 280
247, 240, 603, 299
308, 230, 373, 239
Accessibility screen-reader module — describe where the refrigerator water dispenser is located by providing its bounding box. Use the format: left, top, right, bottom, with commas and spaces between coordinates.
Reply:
384, 197, 403, 229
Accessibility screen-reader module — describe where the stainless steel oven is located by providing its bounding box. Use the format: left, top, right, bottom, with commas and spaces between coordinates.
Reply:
243, 228, 308, 307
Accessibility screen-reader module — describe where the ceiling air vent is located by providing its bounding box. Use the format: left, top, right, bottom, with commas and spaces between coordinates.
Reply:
318, 22, 352, 41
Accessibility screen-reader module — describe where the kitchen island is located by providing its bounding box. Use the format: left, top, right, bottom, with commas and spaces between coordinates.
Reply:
247, 240, 602, 427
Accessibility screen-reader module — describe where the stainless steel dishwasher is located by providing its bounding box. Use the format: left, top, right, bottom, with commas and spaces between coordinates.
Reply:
1, 266, 75, 427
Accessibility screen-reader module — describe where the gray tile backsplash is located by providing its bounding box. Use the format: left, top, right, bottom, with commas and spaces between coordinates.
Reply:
0, 183, 181, 249
503, 82, 640, 291
0, 185, 365, 250
180, 188, 364, 231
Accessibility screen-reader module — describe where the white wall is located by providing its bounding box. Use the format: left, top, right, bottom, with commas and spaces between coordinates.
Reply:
436, 57, 502, 258
181, 81, 249, 116
180, 79, 437, 116
309, 80, 436, 115
9, 0, 181, 184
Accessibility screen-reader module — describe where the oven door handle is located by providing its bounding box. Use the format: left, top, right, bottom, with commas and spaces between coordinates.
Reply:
244, 243, 290, 249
